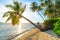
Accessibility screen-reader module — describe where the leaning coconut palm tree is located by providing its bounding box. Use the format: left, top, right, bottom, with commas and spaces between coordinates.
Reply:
30, 0, 60, 20
3, 0, 36, 26
30, 2, 45, 21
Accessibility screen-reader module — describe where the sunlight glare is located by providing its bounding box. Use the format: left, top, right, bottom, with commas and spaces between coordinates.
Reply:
17, 23, 22, 33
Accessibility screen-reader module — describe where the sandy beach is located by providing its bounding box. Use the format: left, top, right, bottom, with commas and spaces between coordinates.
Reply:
12, 28, 60, 40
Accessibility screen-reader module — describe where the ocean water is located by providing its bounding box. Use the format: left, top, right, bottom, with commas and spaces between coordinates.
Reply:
0, 23, 34, 40
0, 23, 59, 40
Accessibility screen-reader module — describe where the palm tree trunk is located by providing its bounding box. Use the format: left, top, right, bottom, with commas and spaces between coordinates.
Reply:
37, 12, 45, 21
18, 13, 36, 27
22, 15, 37, 27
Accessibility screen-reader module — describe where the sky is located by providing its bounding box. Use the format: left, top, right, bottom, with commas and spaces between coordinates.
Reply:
0, 0, 45, 23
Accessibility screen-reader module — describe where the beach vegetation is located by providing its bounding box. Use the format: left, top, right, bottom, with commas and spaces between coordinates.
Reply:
54, 20, 60, 36
43, 18, 59, 30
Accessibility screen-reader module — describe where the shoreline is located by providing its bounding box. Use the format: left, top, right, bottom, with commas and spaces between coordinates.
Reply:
11, 27, 36, 40
12, 28, 60, 40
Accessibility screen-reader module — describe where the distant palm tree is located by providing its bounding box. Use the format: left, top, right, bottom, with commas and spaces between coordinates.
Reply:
30, 2, 45, 21
3, 0, 36, 26
30, 0, 60, 19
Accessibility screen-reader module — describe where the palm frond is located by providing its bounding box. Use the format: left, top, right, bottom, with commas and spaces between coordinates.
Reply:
13, 1, 20, 10
37, 5, 42, 12
20, 5, 26, 14
6, 17, 11, 22
6, 5, 15, 10
30, 2, 38, 12
3, 11, 12, 18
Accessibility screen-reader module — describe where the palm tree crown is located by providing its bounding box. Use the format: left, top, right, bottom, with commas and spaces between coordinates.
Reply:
30, 2, 45, 20
3, 1, 26, 25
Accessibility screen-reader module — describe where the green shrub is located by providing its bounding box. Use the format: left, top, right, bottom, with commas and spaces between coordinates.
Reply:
53, 20, 60, 35
43, 18, 59, 30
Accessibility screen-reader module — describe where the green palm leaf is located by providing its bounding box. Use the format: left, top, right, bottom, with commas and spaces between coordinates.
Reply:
6, 17, 11, 22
